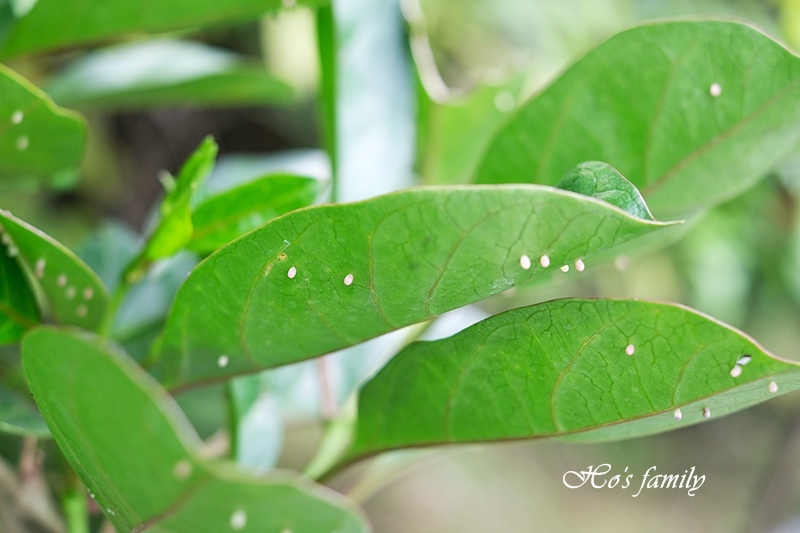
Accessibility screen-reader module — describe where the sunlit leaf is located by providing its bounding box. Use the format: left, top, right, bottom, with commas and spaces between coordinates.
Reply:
475, 21, 800, 217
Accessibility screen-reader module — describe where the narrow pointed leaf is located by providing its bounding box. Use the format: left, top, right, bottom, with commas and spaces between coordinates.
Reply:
22, 328, 368, 532
475, 21, 800, 217
0, 0, 328, 58
142, 136, 217, 262
189, 174, 320, 254
0, 210, 107, 330
345, 299, 799, 464
45, 40, 294, 110
0, 64, 84, 178
154, 181, 677, 389
0, 248, 38, 344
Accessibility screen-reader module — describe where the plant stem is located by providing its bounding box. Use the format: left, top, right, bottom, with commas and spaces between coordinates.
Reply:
62, 473, 89, 533
316, 4, 338, 200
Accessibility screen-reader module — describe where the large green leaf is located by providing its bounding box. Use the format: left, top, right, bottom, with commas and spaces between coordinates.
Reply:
345, 299, 799, 465
189, 174, 320, 254
22, 328, 368, 532
474, 21, 800, 218
0, 0, 327, 58
0, 64, 84, 179
0, 246, 38, 344
154, 178, 676, 389
45, 39, 294, 110
0, 209, 107, 330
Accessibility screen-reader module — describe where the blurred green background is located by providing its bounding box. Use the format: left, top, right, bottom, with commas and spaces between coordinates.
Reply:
4, 0, 800, 532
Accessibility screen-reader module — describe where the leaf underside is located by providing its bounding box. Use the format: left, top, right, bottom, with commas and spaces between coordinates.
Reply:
0, 210, 107, 330
23, 328, 368, 532
346, 298, 799, 464
153, 180, 676, 389
0, 64, 85, 178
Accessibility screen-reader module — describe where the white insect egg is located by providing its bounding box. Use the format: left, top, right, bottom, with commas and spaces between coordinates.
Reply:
344, 273, 354, 286
83, 287, 94, 300
494, 91, 515, 113
737, 355, 752, 366
614, 255, 630, 272
287, 266, 297, 279
560, 265, 569, 272
575, 259, 585, 272
217, 355, 229, 368
282, 0, 296, 7
539, 255, 550, 268
57, 274, 67, 287
702, 407, 711, 419
16, 135, 29, 151
7, 245, 17, 257
709, 82, 722, 97
625, 344, 635, 356
66, 287, 76, 299
35, 258, 45, 279
173, 460, 192, 479
106, 509, 115, 516
11, 110, 23, 125
519, 254, 532, 270
769, 381, 779, 394
76, 305, 87, 317
730, 365, 742, 378
673, 408, 683, 421
230, 510, 247, 530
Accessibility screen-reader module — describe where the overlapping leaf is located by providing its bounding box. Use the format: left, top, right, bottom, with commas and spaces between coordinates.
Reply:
45, 40, 293, 110
344, 299, 800, 465
23, 328, 368, 532
474, 21, 800, 217
0, 210, 107, 330
154, 177, 677, 389
0, 0, 328, 58
0, 64, 84, 178
0, 248, 38, 344
189, 174, 320, 254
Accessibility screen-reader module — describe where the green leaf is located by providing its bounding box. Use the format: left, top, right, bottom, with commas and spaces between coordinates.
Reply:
0, 383, 48, 437
22, 328, 368, 532
140, 136, 217, 264
420, 78, 526, 185
153, 180, 676, 389
474, 21, 800, 217
189, 174, 320, 254
0, 210, 107, 330
0, 0, 328, 58
0, 246, 38, 344
556, 161, 654, 221
344, 299, 799, 465
0, 64, 85, 179
45, 39, 294, 110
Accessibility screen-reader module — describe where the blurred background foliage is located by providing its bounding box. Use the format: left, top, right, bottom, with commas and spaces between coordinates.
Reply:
3, 0, 800, 532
